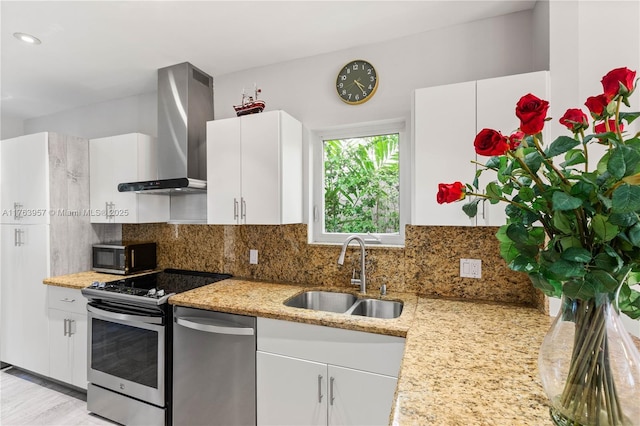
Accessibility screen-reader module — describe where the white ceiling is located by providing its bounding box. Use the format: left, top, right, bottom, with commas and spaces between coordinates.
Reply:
1, 0, 536, 120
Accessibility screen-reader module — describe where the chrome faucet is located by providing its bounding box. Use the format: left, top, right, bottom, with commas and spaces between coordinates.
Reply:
337, 235, 367, 294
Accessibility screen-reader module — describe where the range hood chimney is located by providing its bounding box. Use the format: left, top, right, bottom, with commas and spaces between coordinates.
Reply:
118, 62, 213, 194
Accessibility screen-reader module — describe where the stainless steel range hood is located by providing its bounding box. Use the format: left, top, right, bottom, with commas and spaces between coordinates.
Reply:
118, 62, 213, 194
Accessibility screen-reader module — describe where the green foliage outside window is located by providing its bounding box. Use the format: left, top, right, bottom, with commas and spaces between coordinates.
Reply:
323, 134, 400, 234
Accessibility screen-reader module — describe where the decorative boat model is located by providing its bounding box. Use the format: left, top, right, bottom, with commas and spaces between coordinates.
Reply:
233, 85, 266, 116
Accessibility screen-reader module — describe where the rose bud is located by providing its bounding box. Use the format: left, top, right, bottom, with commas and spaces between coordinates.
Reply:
515, 93, 549, 135
585, 94, 609, 118
474, 128, 510, 156
508, 131, 525, 150
601, 67, 636, 101
437, 182, 466, 204
559, 108, 589, 132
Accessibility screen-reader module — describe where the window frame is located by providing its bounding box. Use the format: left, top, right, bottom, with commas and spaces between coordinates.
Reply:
311, 119, 408, 246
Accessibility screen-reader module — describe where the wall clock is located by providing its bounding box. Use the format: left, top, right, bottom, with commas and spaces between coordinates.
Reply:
336, 60, 378, 105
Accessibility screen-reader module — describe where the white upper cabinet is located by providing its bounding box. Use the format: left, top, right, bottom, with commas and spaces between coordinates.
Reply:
1, 132, 49, 224
89, 133, 169, 223
207, 110, 303, 225
413, 81, 477, 226
413, 71, 549, 226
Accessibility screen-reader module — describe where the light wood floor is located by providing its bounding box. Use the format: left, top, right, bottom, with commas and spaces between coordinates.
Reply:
0, 366, 116, 425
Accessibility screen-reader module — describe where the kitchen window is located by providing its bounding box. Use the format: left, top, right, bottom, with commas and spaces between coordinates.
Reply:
312, 119, 407, 245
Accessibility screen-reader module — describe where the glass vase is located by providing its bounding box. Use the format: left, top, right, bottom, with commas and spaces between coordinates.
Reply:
538, 291, 640, 426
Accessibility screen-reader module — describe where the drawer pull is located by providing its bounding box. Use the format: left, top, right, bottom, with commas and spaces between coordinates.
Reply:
60, 298, 76, 303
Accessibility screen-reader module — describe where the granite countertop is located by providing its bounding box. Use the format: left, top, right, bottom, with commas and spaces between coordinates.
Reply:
42, 270, 160, 289
43, 273, 553, 424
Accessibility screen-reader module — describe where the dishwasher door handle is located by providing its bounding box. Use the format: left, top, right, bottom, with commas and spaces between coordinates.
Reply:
175, 316, 255, 336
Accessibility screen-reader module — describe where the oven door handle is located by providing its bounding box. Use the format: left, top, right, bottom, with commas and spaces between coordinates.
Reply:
175, 316, 255, 336
87, 304, 163, 325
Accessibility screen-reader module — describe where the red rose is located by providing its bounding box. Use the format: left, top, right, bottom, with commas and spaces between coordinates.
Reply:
508, 131, 525, 150
559, 108, 589, 132
515, 93, 549, 135
594, 120, 623, 135
474, 128, 510, 156
584, 94, 609, 117
437, 182, 465, 204
601, 67, 636, 100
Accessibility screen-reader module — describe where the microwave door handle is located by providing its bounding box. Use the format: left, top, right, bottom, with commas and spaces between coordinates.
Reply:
130, 249, 135, 268
87, 305, 163, 325
174, 316, 255, 336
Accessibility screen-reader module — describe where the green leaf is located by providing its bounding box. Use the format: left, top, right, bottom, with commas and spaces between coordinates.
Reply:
506, 223, 528, 244
462, 198, 480, 218
485, 156, 501, 169
495, 225, 511, 243
592, 214, 619, 242
523, 151, 543, 174
529, 274, 562, 298
609, 212, 638, 227
546, 136, 580, 158
628, 223, 640, 246
593, 252, 620, 273
585, 270, 620, 293
552, 212, 573, 234
612, 184, 640, 213
509, 255, 537, 273
518, 187, 535, 202
552, 191, 583, 211
559, 236, 582, 251
561, 149, 586, 168
619, 111, 640, 125
486, 182, 502, 201
499, 240, 519, 263
561, 247, 591, 263
608, 146, 640, 179
547, 259, 585, 279
563, 279, 598, 300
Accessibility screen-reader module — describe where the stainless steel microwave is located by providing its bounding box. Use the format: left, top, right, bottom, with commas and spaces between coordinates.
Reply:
92, 242, 157, 275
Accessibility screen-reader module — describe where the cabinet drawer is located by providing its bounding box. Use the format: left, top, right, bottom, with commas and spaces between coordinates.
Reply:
257, 318, 405, 377
47, 286, 87, 314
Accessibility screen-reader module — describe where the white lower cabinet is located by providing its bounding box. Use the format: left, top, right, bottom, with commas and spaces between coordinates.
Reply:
47, 286, 88, 389
257, 352, 327, 426
256, 318, 405, 426
0, 224, 50, 376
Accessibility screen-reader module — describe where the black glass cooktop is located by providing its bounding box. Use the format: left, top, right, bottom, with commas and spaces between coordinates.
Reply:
83, 269, 232, 305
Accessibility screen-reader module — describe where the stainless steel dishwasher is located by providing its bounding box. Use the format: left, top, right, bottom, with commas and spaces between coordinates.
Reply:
172, 306, 256, 426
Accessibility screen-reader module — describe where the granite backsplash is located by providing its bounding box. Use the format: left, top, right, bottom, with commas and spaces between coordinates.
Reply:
123, 223, 543, 309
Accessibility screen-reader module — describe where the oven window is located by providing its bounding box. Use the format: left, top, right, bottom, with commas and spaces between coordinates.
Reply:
91, 318, 158, 388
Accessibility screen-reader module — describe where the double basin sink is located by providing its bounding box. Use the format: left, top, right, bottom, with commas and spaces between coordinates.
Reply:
283, 290, 403, 319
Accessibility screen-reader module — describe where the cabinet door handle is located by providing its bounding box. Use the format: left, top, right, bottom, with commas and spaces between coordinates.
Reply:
233, 198, 239, 221
318, 374, 323, 403
14, 229, 24, 246
69, 319, 76, 336
14, 202, 23, 220
241, 198, 247, 222
131, 249, 135, 268
63, 318, 69, 337
330, 376, 335, 405
105, 201, 115, 219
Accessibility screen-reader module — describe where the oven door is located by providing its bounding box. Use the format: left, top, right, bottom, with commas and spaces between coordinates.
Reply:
87, 303, 165, 407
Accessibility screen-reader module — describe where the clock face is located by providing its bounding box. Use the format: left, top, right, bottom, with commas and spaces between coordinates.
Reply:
336, 60, 378, 105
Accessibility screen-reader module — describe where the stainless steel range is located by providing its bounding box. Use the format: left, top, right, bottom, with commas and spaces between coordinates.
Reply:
81, 269, 231, 426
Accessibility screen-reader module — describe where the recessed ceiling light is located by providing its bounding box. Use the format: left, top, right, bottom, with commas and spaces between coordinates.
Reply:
13, 32, 41, 45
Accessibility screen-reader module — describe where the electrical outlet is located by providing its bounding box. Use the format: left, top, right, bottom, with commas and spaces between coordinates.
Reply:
249, 249, 258, 265
460, 259, 481, 278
